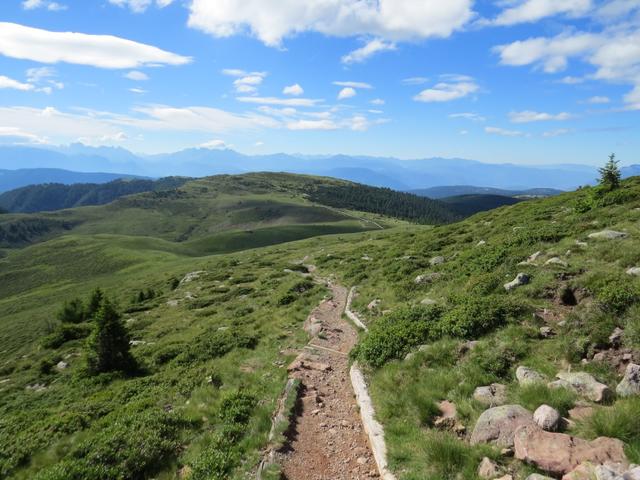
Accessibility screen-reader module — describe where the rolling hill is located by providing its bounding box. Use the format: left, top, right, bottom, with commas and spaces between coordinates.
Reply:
411, 185, 564, 199
440, 193, 523, 216
1, 173, 640, 479
0, 167, 143, 193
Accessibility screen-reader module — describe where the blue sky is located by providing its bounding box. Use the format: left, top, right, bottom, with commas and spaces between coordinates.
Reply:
0, 0, 638, 165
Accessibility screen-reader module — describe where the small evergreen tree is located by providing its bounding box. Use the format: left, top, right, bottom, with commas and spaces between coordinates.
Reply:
85, 287, 104, 320
599, 153, 621, 191
57, 298, 85, 324
87, 299, 136, 374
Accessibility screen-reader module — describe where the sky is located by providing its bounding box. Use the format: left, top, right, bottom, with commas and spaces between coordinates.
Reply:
0, 0, 639, 165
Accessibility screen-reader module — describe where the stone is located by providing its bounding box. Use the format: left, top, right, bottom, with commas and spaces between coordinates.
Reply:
414, 273, 442, 285
540, 326, 554, 338
478, 457, 500, 479
588, 230, 628, 240
430, 256, 445, 266
473, 383, 508, 407
554, 371, 613, 403
545, 257, 569, 267
609, 327, 624, 348
616, 363, 640, 397
514, 424, 628, 476
477, 240, 487, 246
496, 476, 513, 480
421, 298, 437, 305
623, 466, 640, 479
534, 404, 561, 431
627, 267, 640, 276
526, 475, 554, 480
459, 340, 479, 355
504, 273, 531, 291
562, 461, 628, 480
55, 361, 68, 371
367, 299, 381, 310
470, 405, 535, 448
568, 406, 595, 421
516, 366, 546, 386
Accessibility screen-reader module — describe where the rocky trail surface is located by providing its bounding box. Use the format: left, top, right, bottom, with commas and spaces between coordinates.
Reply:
277, 276, 379, 480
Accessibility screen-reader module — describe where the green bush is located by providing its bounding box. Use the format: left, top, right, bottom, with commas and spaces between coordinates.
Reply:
219, 390, 256, 425
354, 305, 444, 367
595, 278, 639, 314
57, 298, 85, 324
435, 295, 513, 339
42, 323, 92, 349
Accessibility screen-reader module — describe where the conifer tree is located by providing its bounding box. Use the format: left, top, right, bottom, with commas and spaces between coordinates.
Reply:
599, 153, 622, 191
85, 287, 104, 320
87, 299, 136, 374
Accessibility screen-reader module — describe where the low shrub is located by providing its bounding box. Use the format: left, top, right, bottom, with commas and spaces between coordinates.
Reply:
42, 323, 92, 349
594, 277, 639, 314
434, 295, 513, 339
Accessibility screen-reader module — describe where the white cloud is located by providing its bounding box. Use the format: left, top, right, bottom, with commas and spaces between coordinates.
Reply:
494, 29, 640, 109
402, 77, 429, 85
0, 126, 47, 144
370, 98, 385, 105
125, 70, 149, 81
341, 38, 396, 64
543, 128, 571, 137
414, 77, 479, 102
187, 0, 475, 47
283, 83, 304, 96
236, 96, 323, 107
491, 0, 592, 26
509, 110, 573, 123
0, 75, 35, 91
586, 95, 610, 104
287, 119, 338, 130
449, 112, 486, 122
338, 87, 357, 100
26, 66, 55, 83
558, 76, 585, 84
333, 81, 373, 89
625, 85, 640, 110
129, 88, 147, 94
223, 70, 267, 94
108, 0, 173, 13
200, 139, 228, 149
485, 126, 525, 137
0, 22, 191, 69
22, 0, 67, 11
221, 68, 248, 77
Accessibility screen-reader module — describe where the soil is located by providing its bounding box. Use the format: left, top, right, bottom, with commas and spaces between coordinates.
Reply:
277, 279, 378, 480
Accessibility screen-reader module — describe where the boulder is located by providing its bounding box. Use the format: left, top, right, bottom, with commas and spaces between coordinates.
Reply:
554, 372, 613, 403
514, 424, 628, 476
478, 457, 500, 479
609, 327, 624, 348
414, 273, 442, 285
473, 383, 508, 407
588, 230, 628, 240
517, 366, 547, 386
430, 256, 445, 266
562, 461, 629, 480
545, 257, 568, 267
504, 273, 531, 291
367, 299, 381, 311
470, 405, 535, 448
623, 466, 640, 479
534, 404, 561, 431
616, 363, 640, 397
540, 326, 555, 338
526, 475, 554, 480
626, 267, 640, 276
55, 361, 69, 371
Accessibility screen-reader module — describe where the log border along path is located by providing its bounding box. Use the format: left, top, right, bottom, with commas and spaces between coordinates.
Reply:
258, 275, 396, 480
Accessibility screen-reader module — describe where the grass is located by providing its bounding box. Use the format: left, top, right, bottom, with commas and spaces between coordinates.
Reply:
3, 174, 640, 478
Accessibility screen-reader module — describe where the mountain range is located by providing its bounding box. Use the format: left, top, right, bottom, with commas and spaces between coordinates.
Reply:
2, 144, 636, 193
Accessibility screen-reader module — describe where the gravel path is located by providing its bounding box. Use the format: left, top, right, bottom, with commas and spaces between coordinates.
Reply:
278, 280, 378, 480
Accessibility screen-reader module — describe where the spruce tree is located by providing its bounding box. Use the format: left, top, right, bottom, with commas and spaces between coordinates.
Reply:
599, 153, 622, 191
85, 287, 104, 320
87, 299, 136, 374
57, 298, 85, 324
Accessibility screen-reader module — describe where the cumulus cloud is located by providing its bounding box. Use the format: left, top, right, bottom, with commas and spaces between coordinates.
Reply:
287, 119, 338, 131
586, 96, 610, 104
0, 22, 190, 69
187, 0, 475, 47
222, 69, 267, 94
509, 111, 573, 123
341, 38, 396, 64
337, 87, 357, 100
22, 0, 67, 11
414, 77, 479, 102
236, 96, 322, 107
0, 75, 35, 91
125, 70, 149, 81
485, 126, 525, 137
491, 0, 592, 26
449, 112, 486, 122
333, 81, 373, 89
283, 83, 304, 96
108, 0, 174, 13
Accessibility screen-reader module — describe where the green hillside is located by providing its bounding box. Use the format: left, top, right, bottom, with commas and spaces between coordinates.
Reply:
1, 173, 640, 479
441, 193, 523, 216
0, 177, 189, 213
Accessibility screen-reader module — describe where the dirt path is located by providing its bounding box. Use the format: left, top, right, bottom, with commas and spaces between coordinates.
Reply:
277, 279, 378, 479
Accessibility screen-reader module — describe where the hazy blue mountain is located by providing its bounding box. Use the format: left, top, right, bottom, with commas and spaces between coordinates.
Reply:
1, 144, 630, 191
0, 168, 142, 193
411, 186, 564, 199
